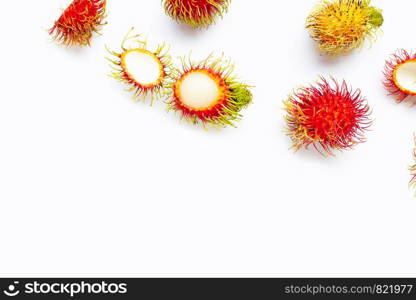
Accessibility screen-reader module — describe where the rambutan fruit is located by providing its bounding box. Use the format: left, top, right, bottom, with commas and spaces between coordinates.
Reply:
306, 0, 383, 56
166, 55, 253, 128
106, 29, 174, 102
162, 0, 230, 29
409, 136, 416, 193
284, 77, 372, 155
383, 49, 416, 103
49, 0, 107, 47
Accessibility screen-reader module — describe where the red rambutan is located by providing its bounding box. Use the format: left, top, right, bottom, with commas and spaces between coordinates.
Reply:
162, 0, 230, 29
166, 55, 253, 128
106, 29, 174, 103
410, 135, 416, 193
383, 49, 416, 103
49, 0, 107, 47
284, 77, 372, 155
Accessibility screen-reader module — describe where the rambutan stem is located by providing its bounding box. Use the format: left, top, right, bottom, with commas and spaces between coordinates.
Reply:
369, 7, 383, 27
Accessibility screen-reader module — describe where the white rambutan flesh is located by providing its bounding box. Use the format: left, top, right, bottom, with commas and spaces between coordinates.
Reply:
394, 61, 416, 94
178, 71, 220, 109
122, 50, 163, 86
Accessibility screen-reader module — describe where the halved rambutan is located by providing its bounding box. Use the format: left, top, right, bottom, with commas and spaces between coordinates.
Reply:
106, 29, 174, 103
306, 0, 383, 56
49, 0, 107, 47
166, 55, 253, 128
284, 77, 372, 155
383, 49, 416, 103
162, 0, 230, 29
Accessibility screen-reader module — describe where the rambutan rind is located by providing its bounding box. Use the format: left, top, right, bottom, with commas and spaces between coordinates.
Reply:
383, 49, 416, 103
106, 29, 175, 103
284, 77, 372, 155
409, 135, 416, 193
166, 55, 253, 128
49, 0, 107, 47
162, 0, 230, 29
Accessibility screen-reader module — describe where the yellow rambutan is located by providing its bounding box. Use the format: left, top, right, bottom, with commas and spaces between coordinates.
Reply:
306, 0, 383, 56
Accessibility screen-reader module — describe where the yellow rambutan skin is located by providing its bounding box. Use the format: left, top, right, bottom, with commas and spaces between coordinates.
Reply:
306, 0, 383, 56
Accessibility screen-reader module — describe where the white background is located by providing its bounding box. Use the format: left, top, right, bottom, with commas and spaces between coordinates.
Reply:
0, 0, 415, 277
